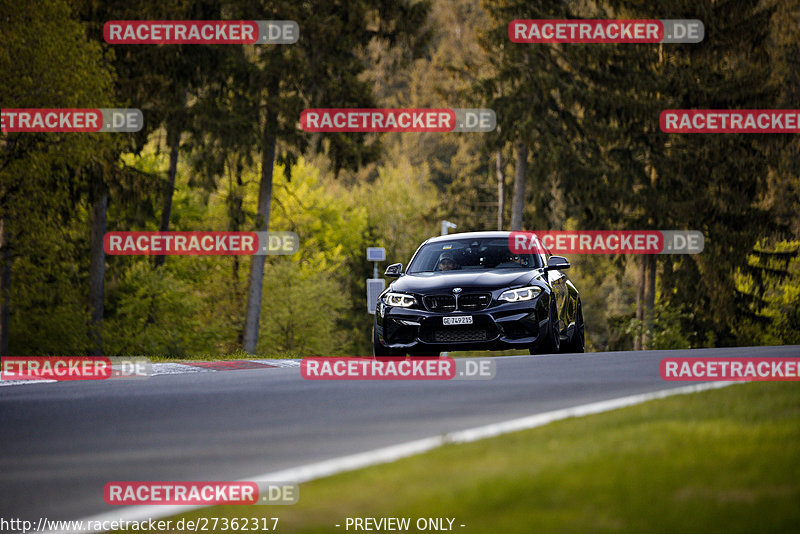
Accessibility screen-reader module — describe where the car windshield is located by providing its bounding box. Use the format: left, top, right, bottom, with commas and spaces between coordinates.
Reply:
407, 238, 543, 273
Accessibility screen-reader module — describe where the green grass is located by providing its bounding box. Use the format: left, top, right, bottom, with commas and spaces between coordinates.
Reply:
157, 382, 799, 533
147, 350, 300, 362
148, 349, 531, 362
448, 349, 530, 357
146, 350, 528, 362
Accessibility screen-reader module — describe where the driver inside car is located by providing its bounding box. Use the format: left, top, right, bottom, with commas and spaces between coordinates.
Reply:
436, 252, 459, 271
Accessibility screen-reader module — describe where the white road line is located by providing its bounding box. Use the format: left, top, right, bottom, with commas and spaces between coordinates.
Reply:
59, 380, 736, 533
0, 379, 57, 387
1, 361, 301, 387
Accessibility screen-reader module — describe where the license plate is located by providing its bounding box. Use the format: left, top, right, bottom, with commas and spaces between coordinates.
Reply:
443, 315, 473, 326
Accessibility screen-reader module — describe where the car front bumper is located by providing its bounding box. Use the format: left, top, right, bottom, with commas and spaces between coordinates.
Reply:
375, 295, 552, 352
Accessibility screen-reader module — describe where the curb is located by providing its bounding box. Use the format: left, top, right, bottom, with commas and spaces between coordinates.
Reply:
0, 359, 301, 387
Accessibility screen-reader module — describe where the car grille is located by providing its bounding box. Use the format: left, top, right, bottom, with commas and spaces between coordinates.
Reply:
424, 295, 456, 312
423, 293, 491, 312
458, 293, 491, 311
432, 328, 488, 343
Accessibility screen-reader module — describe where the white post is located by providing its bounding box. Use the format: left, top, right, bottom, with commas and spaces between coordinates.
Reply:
441, 220, 456, 236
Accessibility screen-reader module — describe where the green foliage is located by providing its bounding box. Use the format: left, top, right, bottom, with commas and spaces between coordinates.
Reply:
105, 261, 213, 356
272, 160, 368, 274
255, 259, 349, 356
567, 253, 635, 352
0, 0, 116, 206
99, 155, 441, 357
7, 209, 94, 354
1, 0, 118, 355
624, 302, 694, 351
355, 159, 440, 262
734, 241, 800, 345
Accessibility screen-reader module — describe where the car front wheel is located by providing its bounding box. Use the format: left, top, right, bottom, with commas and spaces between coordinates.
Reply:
560, 299, 585, 353
373, 325, 405, 357
530, 298, 560, 355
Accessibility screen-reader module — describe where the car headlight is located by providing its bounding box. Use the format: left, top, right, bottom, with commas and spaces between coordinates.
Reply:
383, 292, 417, 308
498, 286, 542, 302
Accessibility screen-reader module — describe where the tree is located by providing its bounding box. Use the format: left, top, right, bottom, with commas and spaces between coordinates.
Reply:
228, 0, 430, 353
74, 0, 233, 271
476, 0, 580, 232
565, 0, 783, 347
0, 0, 115, 354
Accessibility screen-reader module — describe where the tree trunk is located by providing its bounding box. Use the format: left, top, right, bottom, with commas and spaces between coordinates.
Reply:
229, 164, 245, 347
510, 137, 527, 231
154, 126, 180, 268
88, 169, 108, 356
496, 151, 504, 230
641, 162, 658, 350
242, 83, 279, 354
230, 191, 243, 282
642, 254, 656, 349
634, 256, 645, 350
0, 217, 11, 356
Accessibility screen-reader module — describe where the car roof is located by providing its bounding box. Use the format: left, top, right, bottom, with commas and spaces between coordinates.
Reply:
423, 230, 536, 244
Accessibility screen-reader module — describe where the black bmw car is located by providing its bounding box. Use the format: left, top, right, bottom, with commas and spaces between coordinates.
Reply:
373, 231, 584, 356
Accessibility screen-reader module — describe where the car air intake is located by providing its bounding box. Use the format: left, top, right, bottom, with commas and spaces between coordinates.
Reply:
433, 328, 488, 343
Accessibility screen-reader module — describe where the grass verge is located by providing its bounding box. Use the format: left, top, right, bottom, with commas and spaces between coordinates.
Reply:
154, 382, 799, 533
147, 350, 300, 362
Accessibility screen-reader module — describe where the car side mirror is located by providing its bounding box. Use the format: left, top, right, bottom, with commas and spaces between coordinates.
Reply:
545, 256, 570, 271
384, 263, 403, 277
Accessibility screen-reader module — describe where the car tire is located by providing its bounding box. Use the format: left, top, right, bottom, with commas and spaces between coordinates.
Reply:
560, 300, 585, 353
373, 325, 405, 357
530, 297, 560, 355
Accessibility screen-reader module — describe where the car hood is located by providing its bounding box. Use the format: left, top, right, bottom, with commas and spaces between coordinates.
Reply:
390, 270, 543, 294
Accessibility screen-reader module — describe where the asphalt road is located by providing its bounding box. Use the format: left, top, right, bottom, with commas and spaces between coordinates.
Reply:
1, 345, 798, 523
